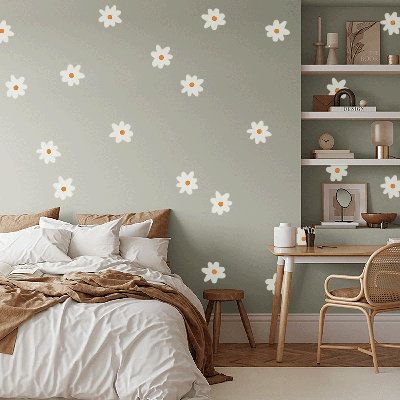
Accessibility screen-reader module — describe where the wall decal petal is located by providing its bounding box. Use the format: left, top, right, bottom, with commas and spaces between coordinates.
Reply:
202, 261, 226, 283
53, 176, 75, 200
176, 171, 198, 195
0, 20, 14, 44
380, 175, 400, 199
109, 121, 133, 143
265, 20, 290, 42
181, 75, 204, 97
151, 45, 173, 69
246, 121, 272, 144
210, 191, 232, 215
380, 12, 400, 35
201, 8, 226, 31
99, 5, 122, 28
60, 65, 85, 86
326, 165, 348, 182
36, 141, 61, 164
5, 75, 27, 99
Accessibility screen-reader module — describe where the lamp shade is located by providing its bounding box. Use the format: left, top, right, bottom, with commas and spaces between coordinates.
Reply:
371, 121, 394, 146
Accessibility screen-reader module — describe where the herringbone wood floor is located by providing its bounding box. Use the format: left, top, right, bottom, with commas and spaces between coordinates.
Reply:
213, 343, 400, 367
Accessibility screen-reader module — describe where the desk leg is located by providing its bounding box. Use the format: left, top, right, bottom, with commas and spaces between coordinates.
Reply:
269, 256, 285, 345
276, 256, 294, 363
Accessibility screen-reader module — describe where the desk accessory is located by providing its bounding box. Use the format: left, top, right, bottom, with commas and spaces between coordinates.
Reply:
333, 88, 356, 107
304, 226, 315, 247
273, 223, 296, 248
313, 95, 334, 112
326, 33, 338, 64
314, 16, 325, 65
371, 121, 393, 159
361, 212, 397, 229
346, 21, 380, 64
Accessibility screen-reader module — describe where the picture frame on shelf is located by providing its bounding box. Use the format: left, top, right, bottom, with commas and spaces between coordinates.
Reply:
322, 183, 368, 225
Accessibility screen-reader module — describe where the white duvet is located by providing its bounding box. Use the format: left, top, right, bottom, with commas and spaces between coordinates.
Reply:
0, 257, 212, 400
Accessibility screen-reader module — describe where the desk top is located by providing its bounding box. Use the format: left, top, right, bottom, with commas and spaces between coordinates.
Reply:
267, 245, 381, 257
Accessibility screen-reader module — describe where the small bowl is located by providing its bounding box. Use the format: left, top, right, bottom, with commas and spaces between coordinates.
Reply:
361, 213, 397, 228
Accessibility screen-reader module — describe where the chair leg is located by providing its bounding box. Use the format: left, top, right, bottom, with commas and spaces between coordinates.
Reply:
366, 312, 379, 373
205, 301, 214, 325
317, 304, 329, 364
237, 300, 256, 348
213, 301, 221, 354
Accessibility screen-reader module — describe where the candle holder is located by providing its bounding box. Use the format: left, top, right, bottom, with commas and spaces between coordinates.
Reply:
326, 44, 338, 65
314, 42, 325, 65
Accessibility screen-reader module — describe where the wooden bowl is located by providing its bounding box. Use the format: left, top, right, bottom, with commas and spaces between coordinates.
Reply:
361, 213, 397, 227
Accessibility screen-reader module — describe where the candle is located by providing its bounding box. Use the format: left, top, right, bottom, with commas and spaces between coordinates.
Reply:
326, 33, 338, 47
317, 16, 322, 42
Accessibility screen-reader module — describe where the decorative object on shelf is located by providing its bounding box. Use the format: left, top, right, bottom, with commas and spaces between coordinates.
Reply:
314, 150, 354, 159
346, 21, 380, 65
304, 226, 315, 247
336, 188, 352, 222
313, 95, 334, 111
326, 33, 338, 65
296, 227, 307, 246
273, 223, 296, 248
314, 16, 325, 65
360, 99, 367, 107
333, 88, 356, 107
387, 55, 399, 65
322, 183, 367, 225
371, 121, 393, 159
316, 221, 359, 229
361, 212, 397, 229
318, 132, 334, 150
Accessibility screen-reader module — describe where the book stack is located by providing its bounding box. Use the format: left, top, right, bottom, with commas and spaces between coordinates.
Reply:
312, 149, 354, 159
316, 221, 359, 229
329, 106, 377, 112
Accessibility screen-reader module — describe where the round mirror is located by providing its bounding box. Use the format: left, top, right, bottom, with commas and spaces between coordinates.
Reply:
336, 188, 352, 208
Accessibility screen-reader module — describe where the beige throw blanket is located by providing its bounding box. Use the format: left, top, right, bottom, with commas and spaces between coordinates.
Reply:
0, 270, 232, 385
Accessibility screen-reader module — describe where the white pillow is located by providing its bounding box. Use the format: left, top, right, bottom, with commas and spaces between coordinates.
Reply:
40, 217, 123, 258
119, 219, 152, 238
120, 237, 171, 274
0, 226, 72, 265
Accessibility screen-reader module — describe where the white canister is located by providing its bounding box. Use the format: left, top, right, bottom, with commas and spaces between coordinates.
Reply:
274, 223, 296, 248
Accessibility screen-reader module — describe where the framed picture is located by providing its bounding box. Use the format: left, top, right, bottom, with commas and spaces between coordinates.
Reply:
346, 21, 380, 65
322, 183, 368, 225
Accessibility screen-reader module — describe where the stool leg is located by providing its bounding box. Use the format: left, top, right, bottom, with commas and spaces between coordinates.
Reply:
213, 301, 221, 353
205, 300, 214, 325
237, 300, 256, 348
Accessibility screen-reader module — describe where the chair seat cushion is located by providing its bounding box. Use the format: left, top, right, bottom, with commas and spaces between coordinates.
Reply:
328, 287, 365, 300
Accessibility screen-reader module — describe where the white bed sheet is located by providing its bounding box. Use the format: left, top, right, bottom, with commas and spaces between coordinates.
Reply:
0, 257, 211, 400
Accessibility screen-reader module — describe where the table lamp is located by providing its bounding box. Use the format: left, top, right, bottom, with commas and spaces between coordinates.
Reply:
371, 121, 393, 159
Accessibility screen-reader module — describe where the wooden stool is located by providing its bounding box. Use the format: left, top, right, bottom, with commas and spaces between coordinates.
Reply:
203, 289, 256, 353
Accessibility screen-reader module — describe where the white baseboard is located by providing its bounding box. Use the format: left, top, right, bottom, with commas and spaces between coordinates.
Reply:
210, 313, 400, 343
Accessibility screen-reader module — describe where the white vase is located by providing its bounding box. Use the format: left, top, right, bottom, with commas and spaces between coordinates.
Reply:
274, 223, 296, 248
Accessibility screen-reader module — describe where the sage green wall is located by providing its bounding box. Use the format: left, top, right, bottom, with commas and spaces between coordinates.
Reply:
300, 5, 400, 312
0, 0, 301, 313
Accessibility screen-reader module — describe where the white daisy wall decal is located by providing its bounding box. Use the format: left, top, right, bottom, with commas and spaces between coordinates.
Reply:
0, 20, 14, 44
202, 261, 226, 284
5, 75, 27, 99
176, 171, 198, 195
53, 176, 75, 200
265, 20, 290, 42
181, 75, 204, 97
99, 5, 122, 28
210, 191, 232, 215
326, 165, 348, 182
296, 227, 307, 246
327, 77, 347, 98
151, 45, 173, 69
60, 65, 85, 86
380, 12, 400, 35
246, 121, 272, 144
109, 121, 133, 143
36, 141, 61, 164
381, 175, 400, 199
201, 8, 226, 31
265, 273, 284, 295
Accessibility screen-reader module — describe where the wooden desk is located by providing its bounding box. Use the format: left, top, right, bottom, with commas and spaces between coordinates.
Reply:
267, 244, 381, 362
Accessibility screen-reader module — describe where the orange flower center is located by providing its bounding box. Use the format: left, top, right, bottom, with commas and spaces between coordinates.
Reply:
0, 29, 4, 33
120, 130, 125, 135
212, 16, 218, 21
61, 186, 67, 192
13, 85, 19, 90
391, 20, 396, 25
256, 128, 262, 134
189, 82, 195, 87
107, 15, 113, 20
185, 180, 191, 186
335, 167, 340, 173
159, 54, 164, 60
274, 28, 280, 33
211, 269, 218, 275
46, 149, 52, 154
69, 73, 75, 78
390, 183, 396, 189
218, 201, 224, 207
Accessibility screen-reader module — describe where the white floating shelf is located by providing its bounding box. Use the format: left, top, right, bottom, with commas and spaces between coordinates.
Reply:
302, 65, 400, 75
302, 112, 400, 120
302, 159, 400, 166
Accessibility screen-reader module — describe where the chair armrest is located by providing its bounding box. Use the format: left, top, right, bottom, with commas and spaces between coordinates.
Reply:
324, 273, 364, 302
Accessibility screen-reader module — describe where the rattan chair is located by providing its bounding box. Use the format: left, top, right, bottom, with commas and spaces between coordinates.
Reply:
317, 243, 400, 373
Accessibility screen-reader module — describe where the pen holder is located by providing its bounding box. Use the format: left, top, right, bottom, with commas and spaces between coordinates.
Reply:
306, 232, 315, 248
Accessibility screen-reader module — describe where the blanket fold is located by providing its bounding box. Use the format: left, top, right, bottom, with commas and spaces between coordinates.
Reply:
0, 270, 232, 385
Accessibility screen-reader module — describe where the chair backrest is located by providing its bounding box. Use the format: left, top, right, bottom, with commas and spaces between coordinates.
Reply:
364, 243, 400, 307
